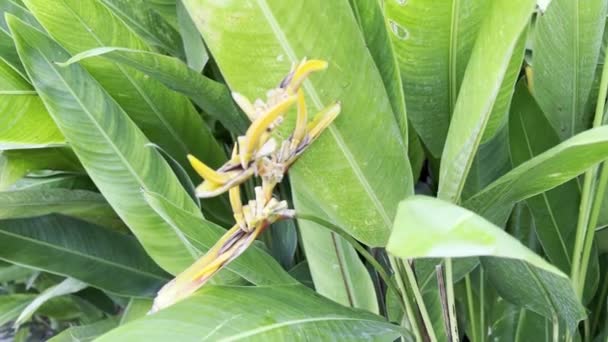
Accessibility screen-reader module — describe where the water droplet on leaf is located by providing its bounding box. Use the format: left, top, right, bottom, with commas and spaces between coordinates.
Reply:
389, 20, 409, 40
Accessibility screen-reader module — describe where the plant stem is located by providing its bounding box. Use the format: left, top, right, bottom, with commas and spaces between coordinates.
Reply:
464, 275, 478, 342
389, 256, 424, 342
445, 258, 459, 341
479, 268, 485, 342
571, 44, 608, 299
570, 171, 595, 297
402, 259, 438, 342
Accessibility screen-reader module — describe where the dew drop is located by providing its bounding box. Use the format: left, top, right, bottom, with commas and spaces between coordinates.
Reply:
395, 0, 408, 5
389, 20, 409, 40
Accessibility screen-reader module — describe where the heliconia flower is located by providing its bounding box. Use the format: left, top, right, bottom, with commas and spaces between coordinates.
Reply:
150, 186, 293, 313
151, 58, 339, 313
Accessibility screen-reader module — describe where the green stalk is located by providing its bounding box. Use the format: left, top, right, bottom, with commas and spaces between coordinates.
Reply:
571, 46, 608, 298
445, 258, 460, 341
389, 256, 424, 342
464, 275, 478, 342
570, 171, 595, 296
402, 259, 438, 342
479, 268, 485, 342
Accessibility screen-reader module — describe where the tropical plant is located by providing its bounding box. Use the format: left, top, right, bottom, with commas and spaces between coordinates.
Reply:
1, 0, 607, 341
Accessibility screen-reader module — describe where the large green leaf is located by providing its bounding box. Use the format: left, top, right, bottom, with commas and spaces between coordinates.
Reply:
533, 0, 607, 140
0, 214, 170, 296
437, 0, 536, 202
58, 47, 248, 133
385, 0, 490, 156
0, 57, 62, 149
0, 188, 122, 229
98, 285, 408, 341
143, 190, 294, 285
22, 0, 226, 175
9, 16, 207, 274
183, 0, 412, 246
465, 125, 608, 225
387, 196, 586, 330
293, 188, 378, 313
385, 0, 524, 156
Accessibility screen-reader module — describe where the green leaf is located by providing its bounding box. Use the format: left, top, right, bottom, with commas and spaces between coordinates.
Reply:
350, 0, 407, 142
462, 125, 511, 200
15, 277, 87, 327
509, 82, 579, 273
488, 301, 551, 341
533, 0, 607, 140
0, 294, 35, 326
0, 214, 170, 296
293, 188, 379, 313
387, 196, 585, 330
48, 318, 119, 342
9, 16, 206, 274
183, 0, 412, 246
437, 0, 536, 202
0, 28, 27, 78
176, 0, 207, 72
143, 189, 294, 285
0, 58, 63, 149
58, 46, 247, 134
99, 0, 184, 57
465, 124, 608, 225
385, 0, 490, 156
0, 0, 41, 32
0, 188, 122, 229
97, 285, 409, 341
23, 0, 226, 176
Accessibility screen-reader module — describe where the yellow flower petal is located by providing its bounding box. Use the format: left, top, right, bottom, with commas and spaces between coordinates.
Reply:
187, 154, 230, 184
240, 95, 297, 167
307, 102, 341, 141
290, 89, 308, 150
286, 59, 328, 93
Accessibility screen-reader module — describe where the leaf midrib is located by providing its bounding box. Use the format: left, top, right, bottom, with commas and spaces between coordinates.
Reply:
255, 0, 392, 228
